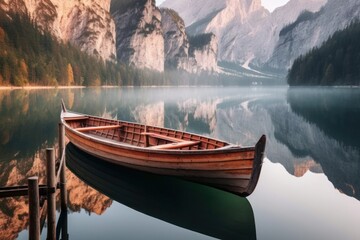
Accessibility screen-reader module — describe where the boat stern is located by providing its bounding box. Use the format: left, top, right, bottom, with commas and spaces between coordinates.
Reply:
243, 135, 266, 196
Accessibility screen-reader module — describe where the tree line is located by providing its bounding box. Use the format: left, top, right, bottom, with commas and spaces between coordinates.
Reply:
287, 21, 360, 86
0, 12, 167, 87
0, 11, 266, 87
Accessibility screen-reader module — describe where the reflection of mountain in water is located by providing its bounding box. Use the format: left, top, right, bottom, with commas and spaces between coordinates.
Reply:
0, 90, 59, 162
66, 143, 256, 240
288, 88, 360, 149
285, 89, 360, 200
0, 148, 111, 240
1, 87, 359, 238
193, 88, 359, 200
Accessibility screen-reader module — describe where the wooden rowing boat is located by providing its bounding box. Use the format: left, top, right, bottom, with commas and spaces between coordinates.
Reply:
60, 101, 266, 197
66, 143, 256, 239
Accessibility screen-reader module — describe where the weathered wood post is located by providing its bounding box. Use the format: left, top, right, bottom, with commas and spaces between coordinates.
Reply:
46, 148, 56, 240
59, 123, 67, 211
28, 177, 40, 240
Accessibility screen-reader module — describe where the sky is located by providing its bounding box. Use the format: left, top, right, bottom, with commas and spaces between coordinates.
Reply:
156, 0, 290, 12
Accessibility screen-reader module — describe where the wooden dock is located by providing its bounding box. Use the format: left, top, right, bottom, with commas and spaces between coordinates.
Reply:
0, 123, 68, 240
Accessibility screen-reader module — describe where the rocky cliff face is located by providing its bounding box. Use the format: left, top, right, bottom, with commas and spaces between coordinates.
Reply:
111, 0, 164, 72
189, 33, 218, 73
252, 0, 326, 66
1, 0, 221, 74
1, 0, 116, 60
268, 0, 360, 69
161, 8, 218, 73
161, 0, 268, 64
162, 0, 326, 67
161, 8, 190, 71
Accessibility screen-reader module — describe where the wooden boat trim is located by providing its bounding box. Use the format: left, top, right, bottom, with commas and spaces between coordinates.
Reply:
141, 132, 187, 143
75, 125, 123, 132
149, 141, 201, 150
63, 116, 89, 121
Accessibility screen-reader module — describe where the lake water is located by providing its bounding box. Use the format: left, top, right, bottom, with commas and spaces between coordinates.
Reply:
0, 87, 359, 240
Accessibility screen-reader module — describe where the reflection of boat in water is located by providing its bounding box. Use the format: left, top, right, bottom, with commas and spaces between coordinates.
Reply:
61, 102, 266, 197
66, 143, 257, 240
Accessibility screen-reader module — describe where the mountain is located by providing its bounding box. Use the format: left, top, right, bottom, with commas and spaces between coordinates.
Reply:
269, 0, 360, 70
161, 0, 267, 64
111, 0, 164, 72
252, 0, 326, 66
161, 8, 218, 73
0, 0, 116, 61
109, 0, 218, 73
161, 0, 326, 67
0, 0, 220, 76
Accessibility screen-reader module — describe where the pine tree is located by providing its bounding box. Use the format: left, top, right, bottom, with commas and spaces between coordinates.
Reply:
0, 27, 5, 51
12, 59, 29, 86
66, 63, 74, 86
288, 21, 360, 86
2, 63, 11, 84
321, 64, 335, 85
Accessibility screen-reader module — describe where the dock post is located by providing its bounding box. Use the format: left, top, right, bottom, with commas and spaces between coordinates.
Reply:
59, 123, 67, 211
46, 148, 56, 240
28, 177, 40, 240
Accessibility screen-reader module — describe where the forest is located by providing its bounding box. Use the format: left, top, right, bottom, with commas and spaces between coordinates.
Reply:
0, 12, 167, 87
287, 21, 360, 86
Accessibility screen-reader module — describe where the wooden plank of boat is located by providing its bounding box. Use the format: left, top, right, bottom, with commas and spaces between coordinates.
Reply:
141, 132, 186, 143
60, 100, 266, 196
149, 141, 201, 150
75, 125, 122, 132
64, 116, 89, 121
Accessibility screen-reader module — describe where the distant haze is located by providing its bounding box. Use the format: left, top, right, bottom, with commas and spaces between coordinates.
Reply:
157, 0, 290, 12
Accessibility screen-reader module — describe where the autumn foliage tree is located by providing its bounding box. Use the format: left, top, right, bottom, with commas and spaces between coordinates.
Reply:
66, 63, 74, 86
0, 13, 124, 86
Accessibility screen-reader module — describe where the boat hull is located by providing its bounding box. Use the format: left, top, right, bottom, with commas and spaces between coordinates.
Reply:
61, 107, 266, 196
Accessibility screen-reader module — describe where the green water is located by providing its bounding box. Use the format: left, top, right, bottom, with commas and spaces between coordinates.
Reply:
0, 87, 359, 240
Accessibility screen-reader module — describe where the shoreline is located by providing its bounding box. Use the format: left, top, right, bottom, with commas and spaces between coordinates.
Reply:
0, 86, 86, 90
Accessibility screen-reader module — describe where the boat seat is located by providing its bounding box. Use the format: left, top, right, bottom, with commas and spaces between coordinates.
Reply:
75, 125, 122, 132
141, 132, 186, 143
149, 141, 201, 150
64, 116, 89, 121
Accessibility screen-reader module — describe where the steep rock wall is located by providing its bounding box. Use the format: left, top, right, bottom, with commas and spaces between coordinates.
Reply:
111, 0, 164, 72
1, 0, 116, 60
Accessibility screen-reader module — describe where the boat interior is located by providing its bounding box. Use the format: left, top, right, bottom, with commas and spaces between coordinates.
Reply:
63, 114, 229, 150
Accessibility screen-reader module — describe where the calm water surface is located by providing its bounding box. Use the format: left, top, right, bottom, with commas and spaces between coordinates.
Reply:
0, 87, 359, 240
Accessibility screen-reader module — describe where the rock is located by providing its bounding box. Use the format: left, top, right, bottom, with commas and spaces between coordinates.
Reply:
1, 0, 116, 61
268, 0, 360, 69
111, 0, 164, 72
189, 33, 218, 73
161, 0, 326, 67
161, 8, 218, 73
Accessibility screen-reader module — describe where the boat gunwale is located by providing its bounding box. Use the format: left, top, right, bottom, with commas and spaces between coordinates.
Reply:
61, 110, 256, 155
